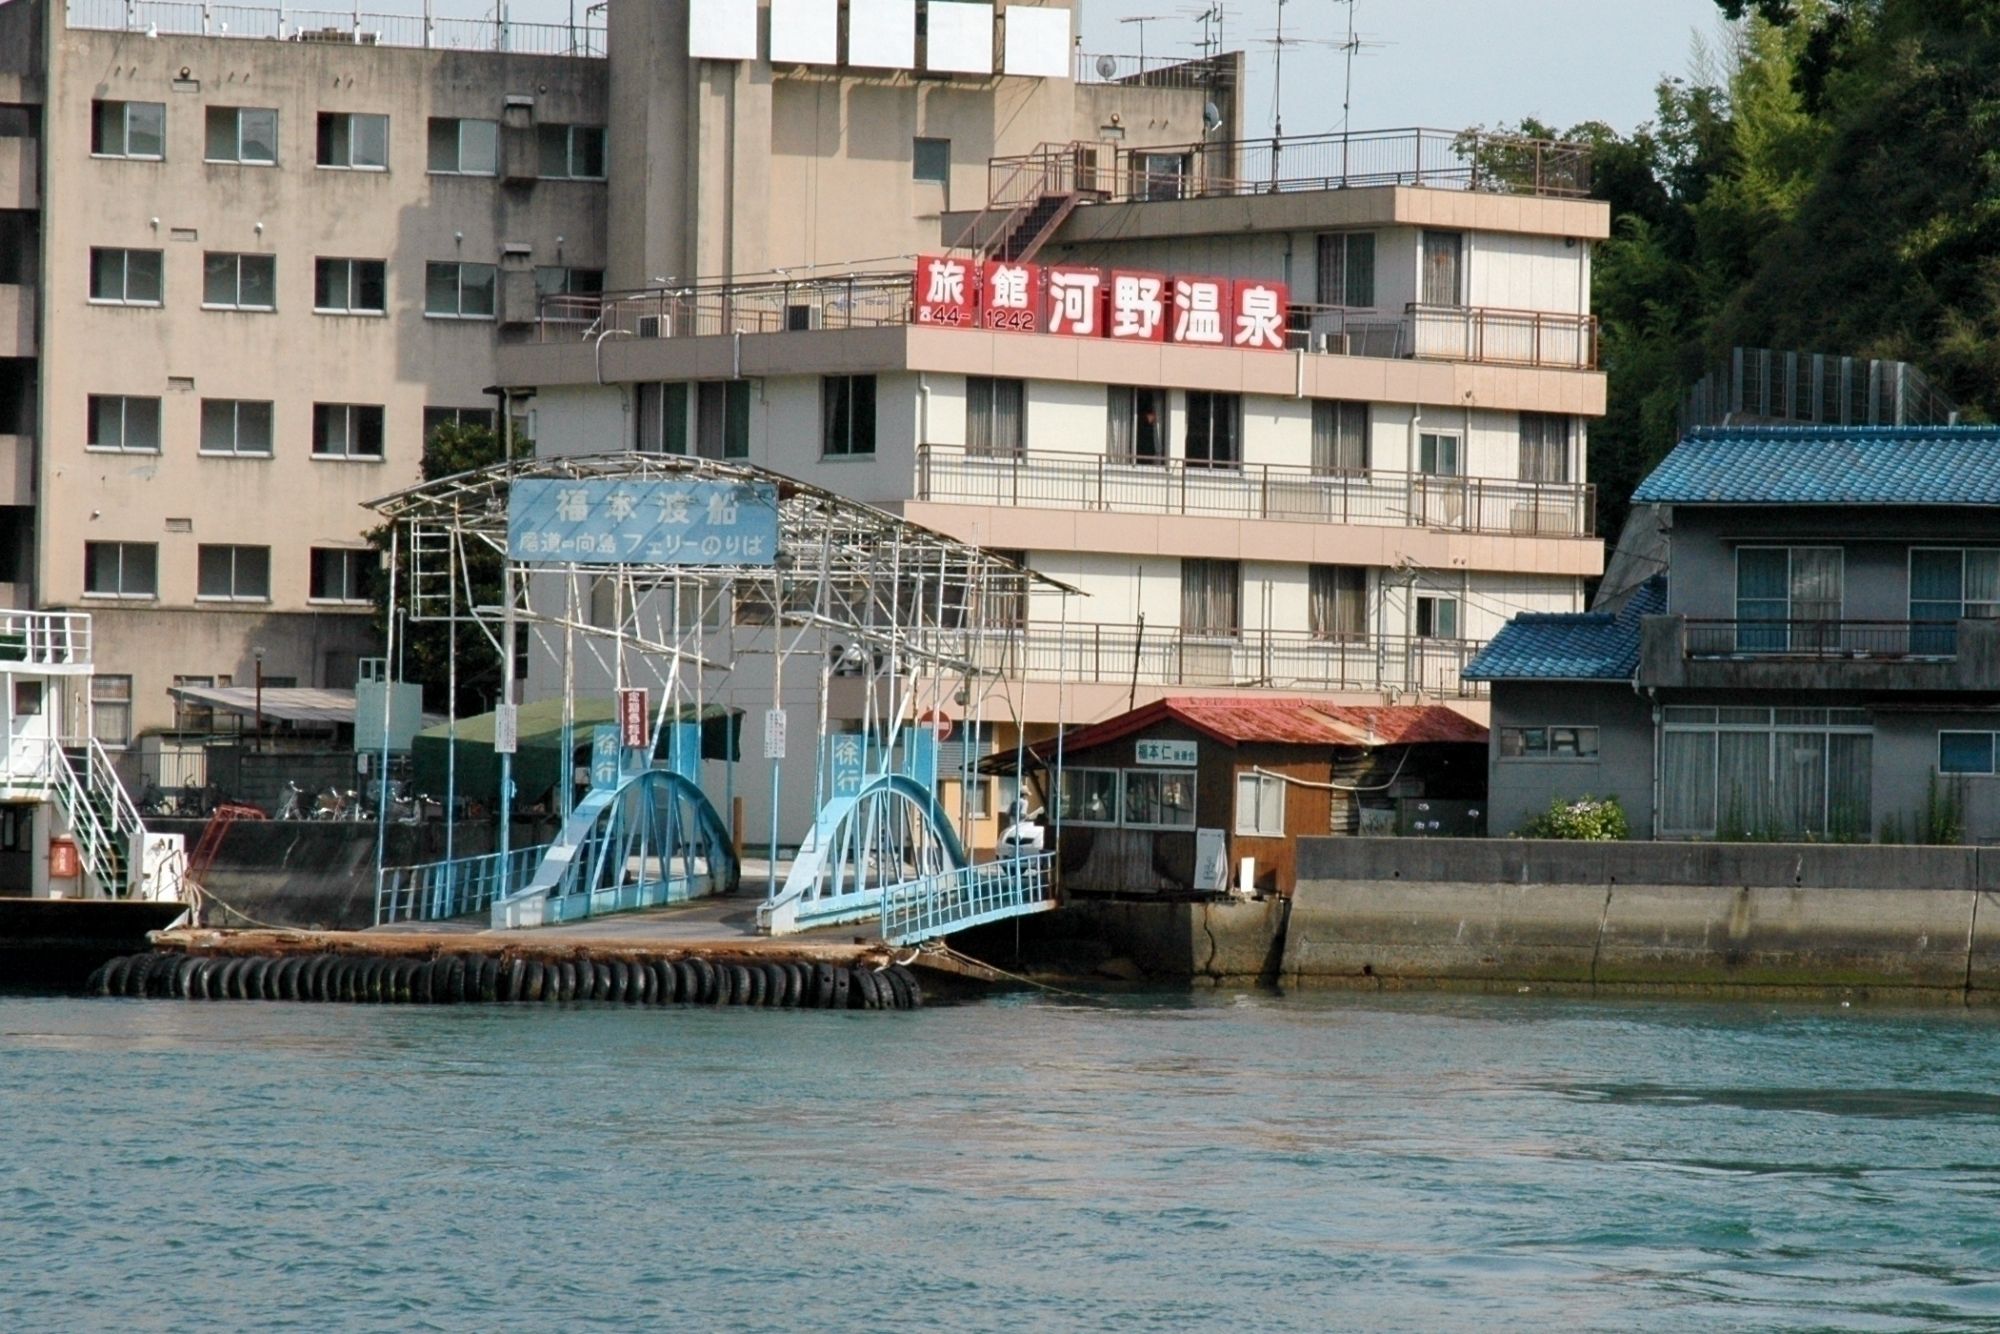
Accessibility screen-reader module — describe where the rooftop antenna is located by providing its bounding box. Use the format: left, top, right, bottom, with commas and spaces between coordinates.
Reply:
1119, 14, 1167, 69
1179, 3, 1226, 63
1253, 2, 1341, 187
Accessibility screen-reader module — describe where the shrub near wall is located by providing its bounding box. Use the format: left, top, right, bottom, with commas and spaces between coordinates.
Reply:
1518, 795, 1629, 841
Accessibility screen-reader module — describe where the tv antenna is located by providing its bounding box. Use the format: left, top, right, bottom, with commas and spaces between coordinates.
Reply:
1253, 0, 1342, 180
1179, 3, 1228, 63
1119, 14, 1168, 69
1331, 1, 1386, 135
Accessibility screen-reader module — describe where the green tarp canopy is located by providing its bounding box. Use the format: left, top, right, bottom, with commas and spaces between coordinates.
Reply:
411, 699, 741, 806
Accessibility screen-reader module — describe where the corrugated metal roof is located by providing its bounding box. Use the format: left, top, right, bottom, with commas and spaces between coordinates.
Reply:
1020, 697, 1486, 762
1462, 576, 1666, 681
1631, 426, 2000, 505
168, 686, 356, 725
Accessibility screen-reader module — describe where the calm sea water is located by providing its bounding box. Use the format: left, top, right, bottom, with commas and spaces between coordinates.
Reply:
3, 989, 1999, 1331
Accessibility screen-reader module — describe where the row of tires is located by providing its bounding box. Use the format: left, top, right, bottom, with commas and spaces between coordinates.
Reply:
85, 951, 924, 1010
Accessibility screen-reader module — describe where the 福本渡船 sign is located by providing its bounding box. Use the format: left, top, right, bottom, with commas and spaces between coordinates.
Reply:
913, 255, 1290, 352
507, 478, 780, 566
1135, 738, 1198, 766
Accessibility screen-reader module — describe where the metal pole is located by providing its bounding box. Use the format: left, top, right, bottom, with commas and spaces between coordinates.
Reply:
373, 525, 399, 901
767, 566, 782, 902
498, 561, 515, 870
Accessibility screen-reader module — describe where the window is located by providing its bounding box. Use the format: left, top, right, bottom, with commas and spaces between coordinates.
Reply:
534, 266, 605, 296
427, 117, 498, 175
966, 377, 1024, 458
636, 383, 689, 455
1419, 431, 1462, 476
1420, 230, 1463, 306
199, 399, 273, 456
173, 674, 216, 732
316, 112, 388, 169
693, 381, 751, 460
1415, 595, 1459, 639
1124, 769, 1197, 828
1660, 707, 1873, 839
1107, 385, 1164, 462
203, 252, 277, 310
1499, 726, 1600, 759
1310, 565, 1367, 642
913, 136, 951, 184
205, 106, 278, 164
1181, 558, 1240, 637
197, 544, 270, 601
537, 123, 605, 179
1940, 731, 1996, 776
1911, 548, 2000, 655
425, 261, 496, 318
1184, 390, 1240, 467
314, 258, 386, 314
1316, 231, 1375, 307
423, 406, 496, 441
1312, 400, 1367, 475
1139, 152, 1192, 201
86, 395, 161, 453
84, 542, 157, 598
92, 100, 165, 159
13, 681, 41, 718
91, 675, 133, 747
821, 375, 876, 457
312, 403, 385, 459
984, 547, 1028, 630
310, 547, 374, 603
89, 248, 163, 304
1736, 547, 1841, 652
1235, 771, 1286, 836
1519, 413, 1572, 483
1057, 768, 1120, 825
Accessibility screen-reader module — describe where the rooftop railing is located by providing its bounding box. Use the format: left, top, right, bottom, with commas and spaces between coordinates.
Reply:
64, 0, 606, 56
1072, 51, 1235, 92
1684, 620, 1961, 660
917, 445, 1596, 537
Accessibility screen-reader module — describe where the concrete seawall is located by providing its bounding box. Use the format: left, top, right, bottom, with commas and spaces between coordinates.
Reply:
1288, 838, 1999, 1001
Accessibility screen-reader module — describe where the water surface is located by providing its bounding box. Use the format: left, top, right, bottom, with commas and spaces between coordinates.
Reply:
3, 990, 1998, 1329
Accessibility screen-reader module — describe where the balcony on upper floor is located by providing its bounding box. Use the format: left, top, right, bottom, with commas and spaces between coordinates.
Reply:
1640, 615, 2000, 692
916, 445, 1596, 539
63, 0, 605, 55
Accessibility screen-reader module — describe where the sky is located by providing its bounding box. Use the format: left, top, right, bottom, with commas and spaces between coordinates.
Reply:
1075, 0, 1730, 140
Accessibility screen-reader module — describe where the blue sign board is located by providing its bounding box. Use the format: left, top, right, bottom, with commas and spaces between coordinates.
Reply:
830, 732, 870, 799
590, 725, 621, 790
507, 478, 780, 566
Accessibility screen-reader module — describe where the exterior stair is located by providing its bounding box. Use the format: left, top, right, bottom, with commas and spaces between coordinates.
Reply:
53, 739, 147, 897
994, 191, 1079, 263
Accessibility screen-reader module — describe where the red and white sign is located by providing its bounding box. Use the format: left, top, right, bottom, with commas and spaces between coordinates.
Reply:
915, 708, 955, 743
1109, 269, 1169, 342
1045, 266, 1104, 337
914, 254, 976, 327
979, 259, 1042, 332
619, 687, 649, 749
1232, 278, 1291, 350
1171, 276, 1231, 346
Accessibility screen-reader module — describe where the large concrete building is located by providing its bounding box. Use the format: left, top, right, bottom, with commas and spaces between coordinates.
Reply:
0, 0, 1609, 845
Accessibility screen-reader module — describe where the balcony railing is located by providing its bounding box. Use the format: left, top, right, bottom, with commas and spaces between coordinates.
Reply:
990, 126, 1592, 205
917, 446, 1596, 537
64, 0, 605, 55
1685, 620, 1961, 660
0, 611, 92, 672
962, 622, 1486, 698
540, 277, 1598, 372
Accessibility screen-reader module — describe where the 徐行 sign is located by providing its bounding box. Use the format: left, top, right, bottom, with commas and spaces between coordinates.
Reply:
507, 478, 780, 566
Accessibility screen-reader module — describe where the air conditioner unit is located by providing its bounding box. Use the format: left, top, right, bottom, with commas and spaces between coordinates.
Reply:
635, 314, 669, 338
785, 304, 817, 332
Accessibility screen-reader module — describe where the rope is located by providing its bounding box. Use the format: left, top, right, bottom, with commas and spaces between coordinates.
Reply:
189, 883, 295, 933
922, 939, 1098, 1000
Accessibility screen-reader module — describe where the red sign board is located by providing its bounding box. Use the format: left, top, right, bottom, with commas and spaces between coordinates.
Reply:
1044, 265, 1104, 337
979, 259, 1042, 331
915, 708, 955, 743
1170, 275, 1232, 347
619, 687, 649, 749
1231, 277, 1291, 350
1108, 269, 1169, 342
914, 254, 976, 327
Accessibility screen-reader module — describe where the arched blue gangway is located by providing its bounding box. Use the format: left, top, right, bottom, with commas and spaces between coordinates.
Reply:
760, 772, 968, 935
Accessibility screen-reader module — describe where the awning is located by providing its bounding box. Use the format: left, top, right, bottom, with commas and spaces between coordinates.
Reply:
410, 698, 742, 805
168, 685, 356, 726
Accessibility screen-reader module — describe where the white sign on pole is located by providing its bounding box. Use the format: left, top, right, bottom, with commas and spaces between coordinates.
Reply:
494, 703, 519, 755
1135, 738, 1197, 766
763, 708, 788, 760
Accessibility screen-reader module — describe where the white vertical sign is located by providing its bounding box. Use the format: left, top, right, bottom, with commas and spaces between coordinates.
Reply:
494, 703, 519, 755
763, 708, 787, 760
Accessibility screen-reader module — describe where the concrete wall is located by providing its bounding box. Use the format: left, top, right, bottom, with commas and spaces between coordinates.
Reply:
1288, 836, 2000, 999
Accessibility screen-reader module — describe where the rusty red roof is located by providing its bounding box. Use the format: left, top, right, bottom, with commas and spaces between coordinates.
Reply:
1022, 696, 1486, 761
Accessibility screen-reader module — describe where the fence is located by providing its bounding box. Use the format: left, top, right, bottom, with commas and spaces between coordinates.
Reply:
917, 446, 1595, 537
1685, 620, 1959, 659
541, 272, 914, 342
375, 843, 545, 924
880, 853, 1057, 945
64, 0, 605, 56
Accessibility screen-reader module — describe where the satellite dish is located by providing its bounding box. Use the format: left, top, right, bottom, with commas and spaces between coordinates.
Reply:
1095, 54, 1119, 79
1202, 102, 1223, 133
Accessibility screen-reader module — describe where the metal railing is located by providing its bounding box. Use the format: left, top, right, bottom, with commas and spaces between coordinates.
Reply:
64, 0, 606, 56
1072, 52, 1234, 91
48, 737, 148, 897
1685, 620, 1962, 660
1291, 303, 1598, 371
375, 843, 546, 924
917, 445, 1596, 537
540, 271, 915, 342
0, 611, 92, 670
881, 853, 1057, 945
958, 623, 1487, 697
989, 126, 1592, 206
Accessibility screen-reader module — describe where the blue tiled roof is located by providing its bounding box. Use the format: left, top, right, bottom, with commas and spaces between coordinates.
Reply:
1631, 426, 2000, 505
1463, 578, 1667, 682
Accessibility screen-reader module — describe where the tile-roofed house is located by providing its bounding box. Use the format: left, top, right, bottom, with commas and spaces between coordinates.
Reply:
1463, 578, 1666, 683
1631, 426, 2000, 506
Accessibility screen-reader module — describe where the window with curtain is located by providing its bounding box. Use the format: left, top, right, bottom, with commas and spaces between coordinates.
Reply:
1311, 400, 1367, 474
1420, 230, 1463, 306
1181, 558, 1240, 637
1660, 706, 1872, 839
1184, 391, 1240, 467
1518, 413, 1571, 482
1910, 548, 2000, 655
1736, 547, 1841, 652
1309, 565, 1366, 641
636, 382, 689, 454
1106, 385, 1164, 462
696, 380, 750, 459
1315, 232, 1376, 307
967, 377, 1024, 457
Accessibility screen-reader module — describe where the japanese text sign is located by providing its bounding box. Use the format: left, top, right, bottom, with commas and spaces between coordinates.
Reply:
979, 260, 1042, 331
507, 479, 780, 566
1135, 738, 1198, 766
619, 687, 649, 749
911, 256, 1289, 351
914, 255, 976, 326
